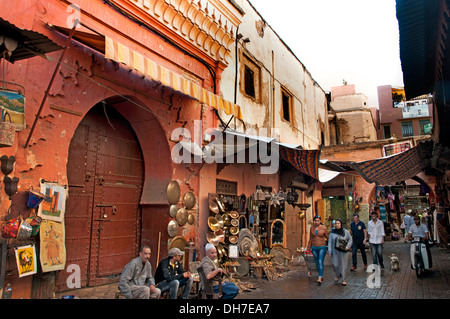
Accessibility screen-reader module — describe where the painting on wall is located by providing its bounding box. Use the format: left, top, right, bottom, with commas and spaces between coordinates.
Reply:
39, 219, 66, 272
38, 180, 67, 222
0, 89, 25, 130
15, 244, 37, 278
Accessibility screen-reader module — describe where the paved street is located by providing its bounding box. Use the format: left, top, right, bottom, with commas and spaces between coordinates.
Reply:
235, 240, 450, 299
56, 240, 450, 299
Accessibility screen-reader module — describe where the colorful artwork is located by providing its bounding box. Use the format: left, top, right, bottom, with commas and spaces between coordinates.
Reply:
40, 219, 66, 272
38, 181, 67, 222
0, 90, 25, 130
15, 244, 37, 278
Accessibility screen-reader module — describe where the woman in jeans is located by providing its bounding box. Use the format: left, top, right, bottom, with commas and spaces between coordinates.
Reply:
307, 215, 329, 284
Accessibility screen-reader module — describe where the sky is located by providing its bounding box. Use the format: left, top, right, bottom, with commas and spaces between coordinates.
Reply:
250, 0, 404, 108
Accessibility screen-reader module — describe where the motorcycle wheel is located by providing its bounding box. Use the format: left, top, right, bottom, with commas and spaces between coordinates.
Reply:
415, 256, 424, 278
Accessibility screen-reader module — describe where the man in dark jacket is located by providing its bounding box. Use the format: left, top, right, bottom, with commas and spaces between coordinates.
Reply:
155, 247, 193, 299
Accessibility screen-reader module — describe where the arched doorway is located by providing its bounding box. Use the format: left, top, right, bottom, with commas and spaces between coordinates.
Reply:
56, 103, 144, 291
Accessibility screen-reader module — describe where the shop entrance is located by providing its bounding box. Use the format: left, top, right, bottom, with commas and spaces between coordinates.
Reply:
56, 103, 144, 291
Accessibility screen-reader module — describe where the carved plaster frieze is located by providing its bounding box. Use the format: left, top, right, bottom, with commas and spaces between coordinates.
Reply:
123, 0, 244, 65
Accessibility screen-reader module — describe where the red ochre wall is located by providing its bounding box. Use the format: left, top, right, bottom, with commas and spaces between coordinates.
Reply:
0, 0, 222, 297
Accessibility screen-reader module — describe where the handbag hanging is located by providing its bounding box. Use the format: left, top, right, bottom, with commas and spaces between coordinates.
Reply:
335, 235, 349, 252
25, 210, 42, 237
17, 217, 33, 239
0, 112, 16, 147
1, 204, 21, 238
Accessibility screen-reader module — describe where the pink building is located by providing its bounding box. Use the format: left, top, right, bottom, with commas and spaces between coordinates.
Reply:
377, 85, 433, 139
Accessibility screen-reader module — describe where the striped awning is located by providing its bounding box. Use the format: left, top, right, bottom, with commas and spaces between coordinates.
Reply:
105, 36, 242, 119
350, 146, 421, 185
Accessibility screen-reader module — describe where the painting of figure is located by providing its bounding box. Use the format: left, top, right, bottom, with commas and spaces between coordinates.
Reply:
40, 219, 66, 272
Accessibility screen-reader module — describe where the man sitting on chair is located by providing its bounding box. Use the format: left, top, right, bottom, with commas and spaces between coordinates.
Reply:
155, 248, 193, 299
199, 243, 239, 299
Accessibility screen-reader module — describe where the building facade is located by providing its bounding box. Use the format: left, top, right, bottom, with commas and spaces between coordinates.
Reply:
328, 83, 378, 145
376, 85, 433, 140
0, 0, 244, 298
200, 0, 330, 254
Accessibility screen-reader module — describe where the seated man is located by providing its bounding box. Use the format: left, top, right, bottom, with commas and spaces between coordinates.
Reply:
407, 215, 432, 267
155, 247, 193, 299
198, 243, 239, 299
118, 245, 161, 299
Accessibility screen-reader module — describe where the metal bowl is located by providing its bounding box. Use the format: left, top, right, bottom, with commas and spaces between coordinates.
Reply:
169, 205, 178, 218
206, 232, 219, 246
208, 216, 220, 231
183, 192, 196, 210
167, 220, 179, 237
167, 180, 180, 205
176, 208, 188, 226
187, 213, 195, 225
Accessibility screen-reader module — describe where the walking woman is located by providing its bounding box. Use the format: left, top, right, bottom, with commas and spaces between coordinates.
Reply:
307, 215, 329, 284
328, 219, 352, 286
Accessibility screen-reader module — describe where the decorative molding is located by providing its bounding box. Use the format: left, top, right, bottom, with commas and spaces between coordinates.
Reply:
125, 0, 244, 65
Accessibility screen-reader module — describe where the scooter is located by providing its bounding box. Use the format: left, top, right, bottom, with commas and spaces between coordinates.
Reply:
410, 237, 431, 278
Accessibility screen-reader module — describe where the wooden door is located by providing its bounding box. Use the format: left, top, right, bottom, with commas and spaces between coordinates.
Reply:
285, 202, 302, 252
56, 104, 144, 291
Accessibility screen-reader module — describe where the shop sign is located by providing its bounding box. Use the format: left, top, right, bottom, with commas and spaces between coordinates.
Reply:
424, 123, 432, 134
401, 101, 429, 118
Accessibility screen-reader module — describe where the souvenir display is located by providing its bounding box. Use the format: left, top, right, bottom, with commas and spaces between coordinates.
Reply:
203, 187, 297, 285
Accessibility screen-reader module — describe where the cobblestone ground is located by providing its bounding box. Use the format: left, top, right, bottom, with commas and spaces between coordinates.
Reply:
235, 240, 450, 299
56, 240, 450, 299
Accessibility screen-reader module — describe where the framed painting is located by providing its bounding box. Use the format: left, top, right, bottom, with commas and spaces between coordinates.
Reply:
15, 244, 37, 278
38, 180, 67, 222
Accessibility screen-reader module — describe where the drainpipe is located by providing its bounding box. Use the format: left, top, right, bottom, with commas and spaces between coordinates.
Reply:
25, 21, 78, 148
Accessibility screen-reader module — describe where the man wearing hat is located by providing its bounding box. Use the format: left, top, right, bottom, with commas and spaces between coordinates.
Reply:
154, 247, 193, 299
198, 243, 239, 299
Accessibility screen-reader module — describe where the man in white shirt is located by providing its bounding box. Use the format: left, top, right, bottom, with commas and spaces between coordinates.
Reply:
367, 207, 385, 269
